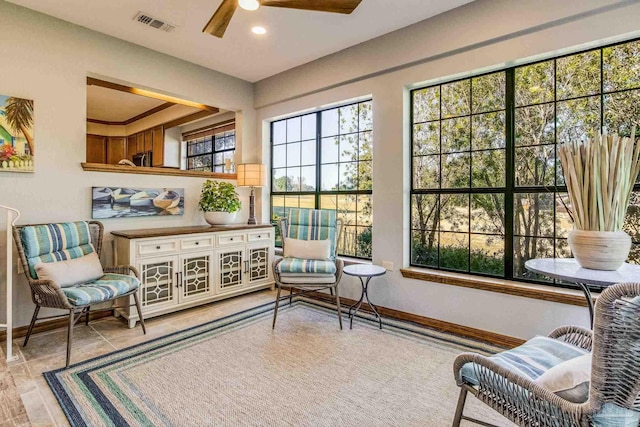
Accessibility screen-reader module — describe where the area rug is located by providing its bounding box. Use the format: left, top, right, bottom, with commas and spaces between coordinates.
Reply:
44, 299, 516, 426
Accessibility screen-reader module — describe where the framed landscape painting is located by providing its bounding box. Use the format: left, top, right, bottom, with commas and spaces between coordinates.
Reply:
92, 187, 185, 219
0, 95, 34, 172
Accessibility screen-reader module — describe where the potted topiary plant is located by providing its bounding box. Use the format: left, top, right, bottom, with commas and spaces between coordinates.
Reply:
199, 180, 242, 225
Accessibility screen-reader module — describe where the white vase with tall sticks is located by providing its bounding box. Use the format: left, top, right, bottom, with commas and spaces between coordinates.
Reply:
559, 127, 640, 270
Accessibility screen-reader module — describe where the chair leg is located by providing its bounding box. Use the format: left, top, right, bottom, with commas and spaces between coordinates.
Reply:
452, 387, 468, 427
334, 285, 343, 330
65, 309, 74, 368
23, 306, 40, 347
329, 288, 334, 296
289, 286, 293, 305
84, 306, 90, 326
133, 292, 147, 334
272, 285, 282, 329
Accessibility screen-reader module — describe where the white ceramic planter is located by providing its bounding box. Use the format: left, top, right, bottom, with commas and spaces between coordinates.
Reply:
204, 211, 238, 226
568, 229, 631, 270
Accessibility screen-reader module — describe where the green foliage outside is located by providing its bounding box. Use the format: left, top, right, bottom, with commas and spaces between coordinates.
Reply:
199, 180, 241, 213
411, 39, 640, 279
271, 101, 373, 258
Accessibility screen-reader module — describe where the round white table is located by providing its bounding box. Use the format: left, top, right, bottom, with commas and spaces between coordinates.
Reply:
525, 258, 640, 327
343, 264, 386, 329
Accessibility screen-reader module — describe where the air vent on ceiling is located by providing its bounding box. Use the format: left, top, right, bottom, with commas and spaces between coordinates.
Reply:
133, 12, 176, 32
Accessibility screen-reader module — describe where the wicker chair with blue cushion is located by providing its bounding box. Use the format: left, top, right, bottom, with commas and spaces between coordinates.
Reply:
13, 221, 146, 367
272, 208, 344, 329
452, 282, 640, 427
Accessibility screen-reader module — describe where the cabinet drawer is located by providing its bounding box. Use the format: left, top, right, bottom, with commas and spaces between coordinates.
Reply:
180, 236, 214, 251
247, 230, 272, 242
137, 240, 178, 256
217, 233, 245, 246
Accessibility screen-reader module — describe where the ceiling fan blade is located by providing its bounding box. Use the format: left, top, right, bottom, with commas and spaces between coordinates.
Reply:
260, 0, 363, 14
202, 0, 238, 38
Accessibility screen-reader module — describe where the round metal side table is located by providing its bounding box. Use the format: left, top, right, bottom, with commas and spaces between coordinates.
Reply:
344, 264, 387, 329
525, 258, 640, 327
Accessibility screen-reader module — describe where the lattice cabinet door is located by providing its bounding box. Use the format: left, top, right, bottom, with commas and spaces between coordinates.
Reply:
138, 255, 179, 311
214, 247, 245, 292
179, 252, 213, 303
246, 243, 272, 285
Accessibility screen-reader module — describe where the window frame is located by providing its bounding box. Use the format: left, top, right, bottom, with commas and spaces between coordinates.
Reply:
185, 128, 236, 172
270, 99, 373, 260
409, 37, 640, 289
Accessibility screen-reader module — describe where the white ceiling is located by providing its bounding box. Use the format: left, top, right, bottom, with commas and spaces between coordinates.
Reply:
7, 0, 474, 82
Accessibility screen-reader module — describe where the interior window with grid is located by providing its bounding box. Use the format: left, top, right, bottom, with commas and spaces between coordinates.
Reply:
186, 129, 235, 172
271, 100, 373, 259
410, 38, 640, 287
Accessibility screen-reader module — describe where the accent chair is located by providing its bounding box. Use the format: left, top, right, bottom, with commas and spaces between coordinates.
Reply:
452, 282, 640, 427
14, 221, 146, 367
272, 208, 344, 329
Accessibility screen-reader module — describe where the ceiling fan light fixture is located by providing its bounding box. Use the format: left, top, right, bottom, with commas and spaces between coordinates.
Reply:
251, 26, 266, 35
238, 0, 260, 11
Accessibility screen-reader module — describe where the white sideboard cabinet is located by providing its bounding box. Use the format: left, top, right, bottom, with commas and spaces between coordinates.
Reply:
112, 224, 274, 328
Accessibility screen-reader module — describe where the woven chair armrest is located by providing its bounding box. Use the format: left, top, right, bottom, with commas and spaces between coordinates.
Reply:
453, 352, 587, 425
334, 258, 344, 283
548, 325, 593, 351
272, 257, 284, 283
29, 279, 73, 309
103, 265, 140, 278
453, 352, 586, 416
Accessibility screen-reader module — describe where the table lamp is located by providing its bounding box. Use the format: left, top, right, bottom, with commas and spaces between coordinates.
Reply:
236, 163, 265, 225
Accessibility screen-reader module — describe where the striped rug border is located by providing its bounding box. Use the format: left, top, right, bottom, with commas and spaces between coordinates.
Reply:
44, 297, 502, 426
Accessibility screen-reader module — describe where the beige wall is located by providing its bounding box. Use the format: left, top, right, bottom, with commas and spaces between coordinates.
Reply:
0, 1, 255, 327
2, 0, 640, 337
254, 0, 640, 339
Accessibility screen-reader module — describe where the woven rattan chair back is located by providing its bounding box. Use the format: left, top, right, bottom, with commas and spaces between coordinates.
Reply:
590, 282, 640, 412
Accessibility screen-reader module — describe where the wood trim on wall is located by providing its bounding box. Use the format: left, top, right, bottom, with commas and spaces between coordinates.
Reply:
400, 268, 592, 307
0, 311, 113, 342
81, 162, 237, 179
87, 77, 220, 113
164, 110, 214, 129
300, 290, 525, 348
87, 102, 175, 126
182, 118, 236, 139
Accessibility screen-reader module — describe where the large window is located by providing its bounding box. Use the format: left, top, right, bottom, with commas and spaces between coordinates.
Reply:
185, 123, 235, 172
410, 38, 640, 285
271, 100, 373, 258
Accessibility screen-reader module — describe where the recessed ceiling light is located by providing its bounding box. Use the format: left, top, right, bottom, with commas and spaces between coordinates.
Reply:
251, 26, 266, 35
239, 0, 260, 11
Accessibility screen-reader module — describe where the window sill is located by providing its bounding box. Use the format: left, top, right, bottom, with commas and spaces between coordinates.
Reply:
399, 267, 593, 307
274, 248, 371, 266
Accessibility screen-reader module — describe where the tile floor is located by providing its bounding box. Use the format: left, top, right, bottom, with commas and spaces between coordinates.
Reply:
1, 289, 277, 427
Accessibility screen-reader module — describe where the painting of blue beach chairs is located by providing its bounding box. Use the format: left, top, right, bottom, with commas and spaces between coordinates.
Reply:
92, 187, 184, 219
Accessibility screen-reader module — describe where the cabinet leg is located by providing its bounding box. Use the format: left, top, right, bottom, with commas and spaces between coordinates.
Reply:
128, 319, 137, 329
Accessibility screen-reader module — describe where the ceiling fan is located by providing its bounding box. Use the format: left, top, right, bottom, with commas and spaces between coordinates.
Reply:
203, 0, 363, 38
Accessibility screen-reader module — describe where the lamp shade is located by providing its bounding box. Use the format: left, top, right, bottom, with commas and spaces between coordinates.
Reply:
236, 163, 265, 187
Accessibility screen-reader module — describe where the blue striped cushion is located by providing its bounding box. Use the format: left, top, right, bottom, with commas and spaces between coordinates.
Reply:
62, 274, 139, 306
21, 222, 95, 279
286, 209, 337, 259
461, 336, 588, 385
21, 222, 92, 257
276, 258, 337, 275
